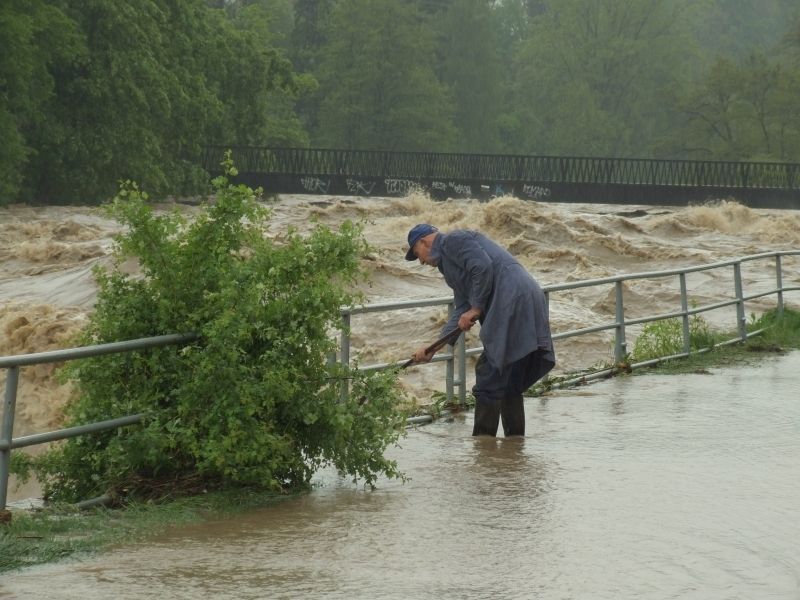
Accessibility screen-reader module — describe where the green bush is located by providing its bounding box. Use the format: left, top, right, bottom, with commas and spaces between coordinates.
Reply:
632, 306, 800, 364
748, 307, 800, 348
20, 157, 407, 502
631, 314, 718, 362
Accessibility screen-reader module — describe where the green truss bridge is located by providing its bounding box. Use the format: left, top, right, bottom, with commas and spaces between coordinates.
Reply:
201, 146, 800, 209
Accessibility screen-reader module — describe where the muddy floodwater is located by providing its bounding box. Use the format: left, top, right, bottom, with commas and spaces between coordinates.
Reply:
3, 352, 799, 599
3, 196, 800, 439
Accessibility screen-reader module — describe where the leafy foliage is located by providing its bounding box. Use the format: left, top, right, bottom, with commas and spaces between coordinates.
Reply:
0, 0, 84, 201
23, 158, 407, 502
748, 307, 800, 349
631, 314, 717, 363
0, 0, 306, 205
434, 0, 504, 153
505, 0, 700, 157
632, 307, 800, 374
3, 0, 800, 204
313, 0, 456, 151
669, 53, 800, 161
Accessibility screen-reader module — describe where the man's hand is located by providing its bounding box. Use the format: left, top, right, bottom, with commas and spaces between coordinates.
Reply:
412, 345, 435, 364
459, 307, 481, 331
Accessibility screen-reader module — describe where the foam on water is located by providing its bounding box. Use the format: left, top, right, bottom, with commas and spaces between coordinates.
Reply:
1, 195, 798, 440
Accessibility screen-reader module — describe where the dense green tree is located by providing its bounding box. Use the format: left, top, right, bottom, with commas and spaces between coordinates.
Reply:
203, 1, 311, 150
25, 0, 192, 200
668, 54, 800, 161
287, 0, 335, 137
24, 0, 220, 202
666, 57, 747, 159
0, 0, 83, 202
2, 0, 307, 204
313, 0, 456, 151
435, 0, 504, 153
203, 3, 301, 148
785, 16, 800, 64
223, 0, 295, 51
738, 55, 800, 161
492, 0, 535, 54
504, 0, 699, 157
289, 0, 334, 73
691, 0, 799, 61
5, 0, 800, 204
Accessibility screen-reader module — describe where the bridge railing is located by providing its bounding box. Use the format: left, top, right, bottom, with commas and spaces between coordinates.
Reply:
202, 146, 800, 190
2, 251, 799, 510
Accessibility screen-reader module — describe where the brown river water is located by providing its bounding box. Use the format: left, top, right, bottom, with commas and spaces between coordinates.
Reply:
1, 351, 799, 598
2, 194, 799, 438
1, 193, 799, 595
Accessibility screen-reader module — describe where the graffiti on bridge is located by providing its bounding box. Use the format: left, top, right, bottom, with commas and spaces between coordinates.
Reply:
295, 174, 551, 202
431, 180, 472, 197
521, 184, 552, 200
300, 176, 330, 194
346, 178, 376, 195
385, 178, 419, 195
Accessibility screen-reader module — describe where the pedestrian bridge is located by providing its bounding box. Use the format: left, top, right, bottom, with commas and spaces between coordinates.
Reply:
201, 146, 800, 209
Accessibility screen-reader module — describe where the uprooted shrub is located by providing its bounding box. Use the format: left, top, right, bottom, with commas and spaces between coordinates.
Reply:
19, 157, 407, 503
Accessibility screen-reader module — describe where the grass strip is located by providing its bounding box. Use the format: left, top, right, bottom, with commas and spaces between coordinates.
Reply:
0, 486, 293, 574
634, 306, 800, 375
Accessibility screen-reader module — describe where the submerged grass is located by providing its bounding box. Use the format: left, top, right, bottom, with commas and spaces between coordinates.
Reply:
0, 486, 293, 574
528, 306, 800, 393
634, 306, 800, 375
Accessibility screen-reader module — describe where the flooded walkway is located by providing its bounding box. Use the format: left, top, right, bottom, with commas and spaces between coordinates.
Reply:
2, 352, 799, 599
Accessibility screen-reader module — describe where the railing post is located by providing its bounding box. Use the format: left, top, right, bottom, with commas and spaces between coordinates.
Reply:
446, 302, 454, 403
340, 312, 351, 402
679, 273, 691, 354
1, 366, 20, 511
614, 281, 627, 364
733, 262, 747, 341
457, 331, 467, 406
776, 254, 784, 316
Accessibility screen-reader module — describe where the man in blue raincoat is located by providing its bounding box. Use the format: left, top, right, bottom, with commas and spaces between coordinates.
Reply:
405, 224, 555, 437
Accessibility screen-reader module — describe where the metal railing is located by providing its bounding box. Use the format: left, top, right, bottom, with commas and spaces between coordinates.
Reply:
339, 250, 800, 402
202, 146, 800, 190
0, 334, 198, 510
2, 251, 798, 510
201, 146, 800, 209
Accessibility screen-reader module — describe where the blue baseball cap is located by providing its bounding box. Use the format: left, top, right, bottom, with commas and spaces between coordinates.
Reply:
405, 224, 438, 261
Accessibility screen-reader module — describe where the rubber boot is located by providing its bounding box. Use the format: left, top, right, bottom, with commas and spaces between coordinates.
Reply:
472, 395, 500, 436
500, 394, 525, 437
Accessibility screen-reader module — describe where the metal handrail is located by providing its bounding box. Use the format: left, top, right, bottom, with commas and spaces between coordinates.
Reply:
0, 333, 199, 509
202, 146, 800, 190
2, 250, 798, 510
0, 333, 198, 369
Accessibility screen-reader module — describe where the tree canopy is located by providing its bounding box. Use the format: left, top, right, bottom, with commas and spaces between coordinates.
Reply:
313, 0, 456, 150
2, 0, 800, 204
1, 0, 304, 204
